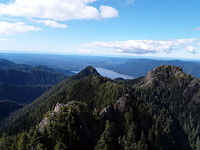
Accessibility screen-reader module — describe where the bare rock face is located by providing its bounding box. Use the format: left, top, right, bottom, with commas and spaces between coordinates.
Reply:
38, 117, 50, 131
100, 106, 112, 120
54, 102, 65, 112
39, 102, 65, 130
183, 78, 200, 106
115, 94, 130, 112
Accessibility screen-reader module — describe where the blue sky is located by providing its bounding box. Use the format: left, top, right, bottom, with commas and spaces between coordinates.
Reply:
0, 0, 200, 59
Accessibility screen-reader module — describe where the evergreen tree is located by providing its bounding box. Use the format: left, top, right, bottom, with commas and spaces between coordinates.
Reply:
95, 120, 118, 150
54, 141, 67, 150
134, 131, 148, 150
17, 132, 29, 150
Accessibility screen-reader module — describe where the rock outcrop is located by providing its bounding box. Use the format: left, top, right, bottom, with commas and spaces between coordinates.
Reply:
115, 94, 130, 112
39, 102, 66, 130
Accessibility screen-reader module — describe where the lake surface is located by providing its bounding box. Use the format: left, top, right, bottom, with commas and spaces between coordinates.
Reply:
72, 68, 134, 79
95, 68, 134, 79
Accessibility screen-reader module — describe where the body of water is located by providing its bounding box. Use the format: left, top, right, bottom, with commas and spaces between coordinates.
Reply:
71, 68, 134, 79
95, 68, 134, 79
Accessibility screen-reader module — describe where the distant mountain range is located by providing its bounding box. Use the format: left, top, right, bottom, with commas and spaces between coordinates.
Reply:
1, 65, 200, 149
103, 59, 200, 78
0, 59, 68, 122
1, 53, 200, 78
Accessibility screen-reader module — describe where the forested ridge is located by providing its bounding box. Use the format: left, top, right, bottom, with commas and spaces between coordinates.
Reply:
0, 59, 68, 103
0, 59, 68, 124
0, 59, 68, 87
1, 65, 200, 150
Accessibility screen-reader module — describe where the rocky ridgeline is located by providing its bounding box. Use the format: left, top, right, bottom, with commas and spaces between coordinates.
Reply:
39, 102, 67, 130
39, 93, 130, 130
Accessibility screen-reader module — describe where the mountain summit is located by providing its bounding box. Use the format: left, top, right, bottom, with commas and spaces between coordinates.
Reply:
73, 66, 100, 80
140, 65, 194, 87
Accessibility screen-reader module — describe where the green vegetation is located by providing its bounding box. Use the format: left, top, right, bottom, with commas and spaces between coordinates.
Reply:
1, 65, 200, 149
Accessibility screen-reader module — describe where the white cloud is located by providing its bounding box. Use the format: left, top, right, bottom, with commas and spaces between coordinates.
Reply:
0, 0, 118, 21
83, 39, 200, 54
79, 49, 92, 53
0, 21, 42, 35
99, 5, 119, 18
184, 46, 197, 54
36, 20, 67, 28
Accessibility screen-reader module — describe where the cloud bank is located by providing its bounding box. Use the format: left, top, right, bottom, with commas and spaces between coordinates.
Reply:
36, 20, 67, 28
0, 0, 118, 35
0, 21, 42, 35
0, 0, 118, 21
83, 39, 200, 54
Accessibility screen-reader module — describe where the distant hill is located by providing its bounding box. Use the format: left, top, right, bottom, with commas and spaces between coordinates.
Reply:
0, 69, 68, 86
1, 65, 200, 149
103, 59, 200, 78
0, 59, 68, 103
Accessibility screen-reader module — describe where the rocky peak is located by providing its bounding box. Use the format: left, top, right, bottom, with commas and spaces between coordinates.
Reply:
140, 65, 193, 87
72, 66, 100, 80
81, 66, 100, 75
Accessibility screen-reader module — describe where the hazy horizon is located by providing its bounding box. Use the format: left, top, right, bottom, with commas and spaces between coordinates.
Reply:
1, 50, 200, 62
